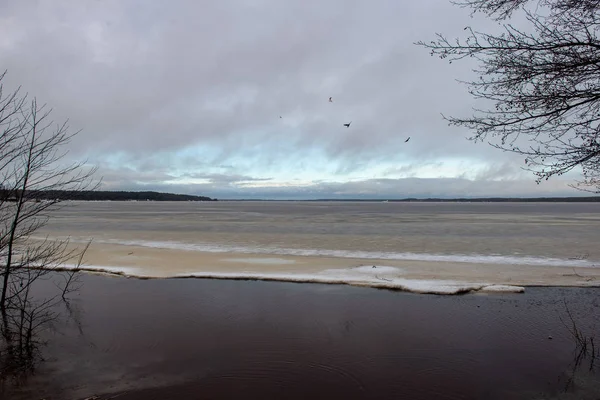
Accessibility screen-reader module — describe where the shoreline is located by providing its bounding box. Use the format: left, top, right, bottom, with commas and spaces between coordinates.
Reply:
31, 220, 600, 294
57, 266, 528, 295
60, 266, 600, 292
45, 240, 600, 295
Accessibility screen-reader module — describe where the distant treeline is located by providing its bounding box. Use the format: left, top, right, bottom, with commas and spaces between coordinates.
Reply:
1, 190, 216, 202
314, 197, 600, 202
227, 197, 600, 202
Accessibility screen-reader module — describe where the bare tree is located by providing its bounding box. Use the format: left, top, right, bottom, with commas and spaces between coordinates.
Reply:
0, 71, 97, 311
417, 0, 600, 191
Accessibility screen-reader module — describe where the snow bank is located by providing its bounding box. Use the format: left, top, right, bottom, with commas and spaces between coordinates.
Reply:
59, 264, 525, 295
173, 268, 510, 295
480, 285, 525, 293
59, 264, 151, 278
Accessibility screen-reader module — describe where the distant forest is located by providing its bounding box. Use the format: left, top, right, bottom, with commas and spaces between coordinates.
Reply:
312, 197, 600, 202
2, 190, 216, 202
232, 197, 600, 202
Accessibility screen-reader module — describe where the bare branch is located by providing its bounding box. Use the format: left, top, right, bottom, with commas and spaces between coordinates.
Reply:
417, 0, 600, 192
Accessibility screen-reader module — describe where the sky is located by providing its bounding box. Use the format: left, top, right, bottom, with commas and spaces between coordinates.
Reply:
0, 0, 588, 199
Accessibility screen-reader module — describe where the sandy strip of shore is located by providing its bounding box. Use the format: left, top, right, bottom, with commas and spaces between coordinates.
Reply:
49, 242, 599, 293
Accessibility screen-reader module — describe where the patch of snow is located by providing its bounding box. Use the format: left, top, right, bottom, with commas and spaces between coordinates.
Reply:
479, 285, 525, 293
174, 267, 493, 295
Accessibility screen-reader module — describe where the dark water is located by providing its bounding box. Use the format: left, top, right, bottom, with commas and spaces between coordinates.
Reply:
4, 275, 600, 400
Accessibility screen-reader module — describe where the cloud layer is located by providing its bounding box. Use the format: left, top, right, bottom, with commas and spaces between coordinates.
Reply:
0, 0, 585, 198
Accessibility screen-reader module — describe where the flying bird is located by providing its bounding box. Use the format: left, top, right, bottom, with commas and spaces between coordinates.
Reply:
343, 121, 352, 128
404, 137, 410, 142
329, 97, 333, 102
279, 116, 282, 119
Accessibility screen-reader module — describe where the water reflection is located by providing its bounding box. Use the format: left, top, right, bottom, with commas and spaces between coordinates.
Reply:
1, 309, 44, 387
556, 300, 600, 396
1, 297, 51, 390
0, 272, 84, 398
2, 276, 600, 400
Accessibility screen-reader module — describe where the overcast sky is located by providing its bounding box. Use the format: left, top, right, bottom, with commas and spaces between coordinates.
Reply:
0, 0, 587, 199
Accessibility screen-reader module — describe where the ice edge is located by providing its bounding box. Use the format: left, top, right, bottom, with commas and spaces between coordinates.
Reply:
56, 264, 527, 295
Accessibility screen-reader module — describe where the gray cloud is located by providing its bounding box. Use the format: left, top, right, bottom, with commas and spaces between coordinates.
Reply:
100, 176, 582, 200
381, 162, 446, 178
0, 1, 586, 198
94, 155, 581, 199
179, 173, 273, 185
473, 162, 529, 182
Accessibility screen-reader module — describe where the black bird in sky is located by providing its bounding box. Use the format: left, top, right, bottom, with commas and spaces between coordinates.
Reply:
343, 121, 352, 128
404, 137, 410, 142
329, 97, 333, 102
